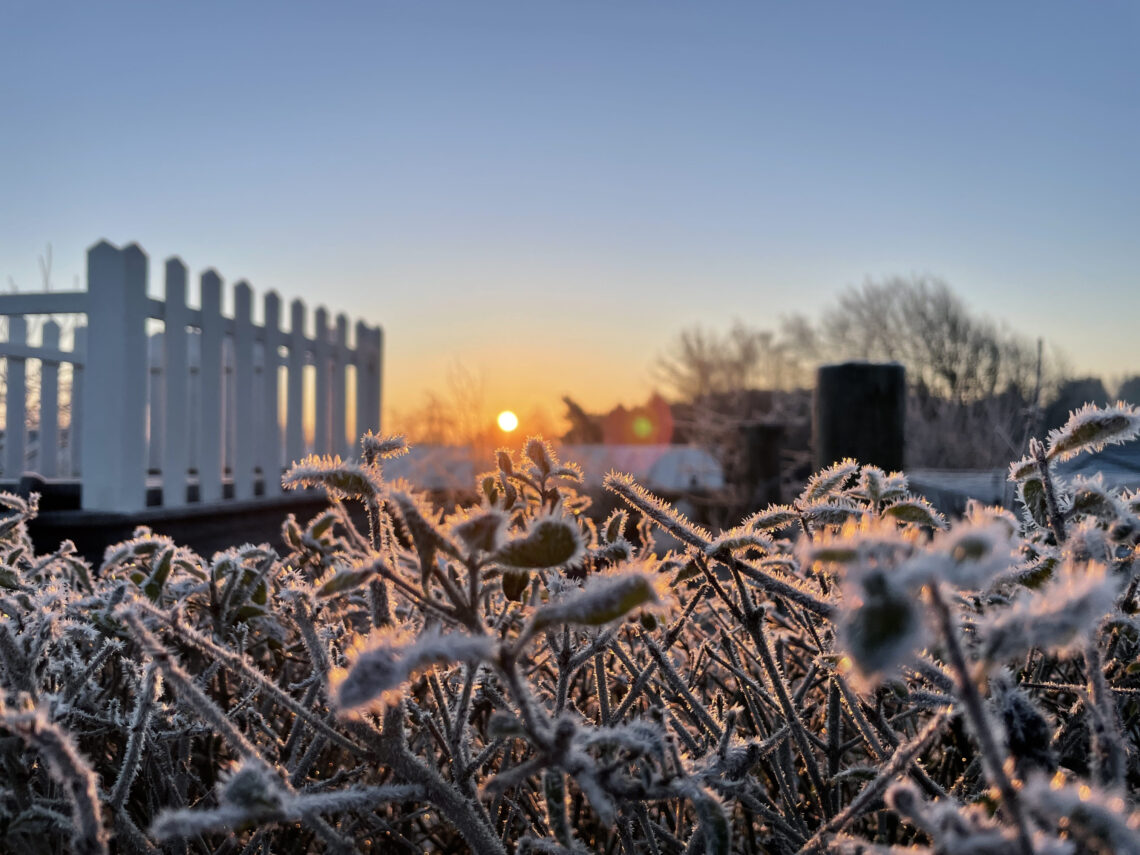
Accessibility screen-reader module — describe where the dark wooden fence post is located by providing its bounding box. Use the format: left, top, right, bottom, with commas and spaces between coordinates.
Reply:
740, 423, 784, 506
814, 362, 905, 471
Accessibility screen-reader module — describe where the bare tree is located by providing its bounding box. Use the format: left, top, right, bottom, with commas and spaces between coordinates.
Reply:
655, 276, 1070, 471
818, 276, 1054, 403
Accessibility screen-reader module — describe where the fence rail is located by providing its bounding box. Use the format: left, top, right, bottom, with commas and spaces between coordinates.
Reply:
0, 240, 383, 512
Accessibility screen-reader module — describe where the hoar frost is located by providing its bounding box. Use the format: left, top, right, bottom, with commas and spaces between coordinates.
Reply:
332, 627, 495, 715
529, 566, 676, 633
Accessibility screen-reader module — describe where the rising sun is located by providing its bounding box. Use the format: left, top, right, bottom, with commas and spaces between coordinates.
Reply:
497, 410, 519, 432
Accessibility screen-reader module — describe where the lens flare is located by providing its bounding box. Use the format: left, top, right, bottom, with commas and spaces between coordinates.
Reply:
497, 410, 519, 432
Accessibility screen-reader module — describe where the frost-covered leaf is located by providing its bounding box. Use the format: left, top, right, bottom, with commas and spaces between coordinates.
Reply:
530, 569, 673, 632
282, 454, 384, 500
1046, 402, 1140, 463
502, 569, 530, 602
800, 516, 916, 570
1008, 455, 1039, 482
705, 528, 775, 556
744, 504, 800, 532
1068, 475, 1125, 522
839, 568, 925, 683
981, 560, 1119, 664
360, 431, 408, 461
452, 509, 508, 554
991, 673, 1056, 776
602, 509, 628, 543
799, 498, 864, 527
493, 514, 584, 570
525, 437, 555, 476
316, 562, 377, 598
331, 628, 495, 715
800, 459, 860, 504
1018, 477, 1051, 530
920, 519, 1018, 590
882, 497, 948, 530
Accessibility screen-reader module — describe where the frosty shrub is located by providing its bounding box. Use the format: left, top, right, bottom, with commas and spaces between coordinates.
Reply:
1, 409, 1140, 854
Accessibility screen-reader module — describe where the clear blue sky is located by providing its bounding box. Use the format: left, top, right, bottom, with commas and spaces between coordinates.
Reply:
2, 1, 1137, 429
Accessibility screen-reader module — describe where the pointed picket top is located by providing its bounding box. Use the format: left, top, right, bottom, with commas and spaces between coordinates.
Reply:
232, 280, 256, 499
290, 298, 306, 337
354, 319, 369, 354
264, 291, 282, 342
262, 290, 283, 495
198, 269, 225, 504
200, 269, 222, 306
40, 320, 62, 478
42, 319, 61, 347
234, 280, 253, 313
165, 256, 188, 278
87, 238, 120, 256
121, 243, 149, 294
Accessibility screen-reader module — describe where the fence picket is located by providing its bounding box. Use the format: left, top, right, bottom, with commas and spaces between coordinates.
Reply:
82, 242, 148, 511
313, 307, 330, 455
148, 332, 164, 474
233, 281, 255, 500
354, 320, 371, 443
5, 315, 28, 478
198, 270, 225, 503
332, 313, 348, 457
71, 326, 86, 477
40, 321, 61, 477
262, 291, 282, 495
162, 258, 190, 506
0, 240, 382, 510
286, 299, 306, 465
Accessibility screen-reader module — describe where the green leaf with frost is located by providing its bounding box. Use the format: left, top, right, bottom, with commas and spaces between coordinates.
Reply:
142, 548, 174, 601
744, 504, 799, 532
882, 498, 948, 529
799, 459, 859, 504
799, 499, 863, 527
1018, 477, 1050, 530
525, 438, 554, 475
333, 629, 495, 714
359, 431, 408, 461
282, 455, 384, 501
1046, 402, 1140, 462
501, 569, 530, 602
1008, 456, 1037, 482
603, 509, 628, 543
317, 563, 377, 598
493, 515, 584, 570
1068, 476, 1123, 522
530, 571, 667, 631
705, 529, 775, 556
452, 510, 508, 554
840, 570, 925, 681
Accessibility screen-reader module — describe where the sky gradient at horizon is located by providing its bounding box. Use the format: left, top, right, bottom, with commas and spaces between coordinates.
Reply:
2, 1, 1137, 434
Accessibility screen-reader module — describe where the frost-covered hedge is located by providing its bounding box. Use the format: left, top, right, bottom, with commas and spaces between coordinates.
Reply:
2, 406, 1140, 854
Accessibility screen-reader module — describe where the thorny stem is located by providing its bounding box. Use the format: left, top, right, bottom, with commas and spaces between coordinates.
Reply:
746, 609, 833, 820
797, 711, 950, 854
927, 583, 1036, 855
1032, 439, 1067, 544
1083, 637, 1125, 788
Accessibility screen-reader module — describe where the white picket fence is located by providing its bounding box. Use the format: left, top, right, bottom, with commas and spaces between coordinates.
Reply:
0, 240, 383, 512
